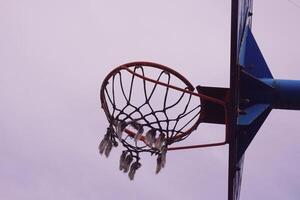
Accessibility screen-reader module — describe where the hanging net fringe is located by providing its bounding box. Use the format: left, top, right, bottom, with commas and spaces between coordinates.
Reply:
99, 61, 225, 180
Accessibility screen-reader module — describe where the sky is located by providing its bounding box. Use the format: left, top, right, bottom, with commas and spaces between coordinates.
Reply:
1, 0, 300, 200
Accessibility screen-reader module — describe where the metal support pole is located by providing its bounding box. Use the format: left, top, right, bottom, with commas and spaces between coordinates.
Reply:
262, 79, 300, 110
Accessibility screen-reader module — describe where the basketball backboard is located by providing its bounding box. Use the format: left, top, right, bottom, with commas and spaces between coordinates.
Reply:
228, 0, 253, 200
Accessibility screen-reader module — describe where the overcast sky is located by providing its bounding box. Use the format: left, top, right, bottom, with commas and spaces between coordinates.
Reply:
1, 1, 300, 200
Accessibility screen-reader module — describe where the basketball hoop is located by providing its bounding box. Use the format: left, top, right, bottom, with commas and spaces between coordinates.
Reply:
99, 61, 227, 180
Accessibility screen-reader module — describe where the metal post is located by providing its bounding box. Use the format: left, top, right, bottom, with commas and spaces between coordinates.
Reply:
262, 79, 300, 110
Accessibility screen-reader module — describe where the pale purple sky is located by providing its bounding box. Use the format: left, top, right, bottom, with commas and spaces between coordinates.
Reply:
1, 1, 300, 200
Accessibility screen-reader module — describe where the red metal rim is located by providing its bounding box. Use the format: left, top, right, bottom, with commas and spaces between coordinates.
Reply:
100, 61, 227, 148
